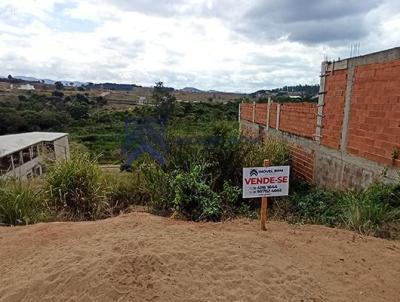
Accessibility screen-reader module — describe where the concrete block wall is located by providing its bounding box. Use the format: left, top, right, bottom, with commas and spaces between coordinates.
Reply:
240, 47, 400, 190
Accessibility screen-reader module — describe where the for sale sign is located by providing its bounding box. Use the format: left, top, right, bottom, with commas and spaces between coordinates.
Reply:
242, 166, 290, 198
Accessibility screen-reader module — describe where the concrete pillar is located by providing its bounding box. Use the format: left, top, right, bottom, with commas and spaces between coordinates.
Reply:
238, 103, 241, 123
252, 102, 256, 123
340, 65, 355, 153
276, 104, 281, 130
266, 97, 271, 130
315, 62, 328, 144
238, 103, 242, 134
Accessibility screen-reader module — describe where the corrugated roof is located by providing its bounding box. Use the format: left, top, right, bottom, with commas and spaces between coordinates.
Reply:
0, 132, 68, 157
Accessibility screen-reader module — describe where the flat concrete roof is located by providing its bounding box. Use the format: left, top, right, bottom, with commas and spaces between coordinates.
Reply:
0, 132, 68, 157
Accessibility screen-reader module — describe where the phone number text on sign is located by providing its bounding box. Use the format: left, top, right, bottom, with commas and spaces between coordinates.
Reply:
242, 166, 290, 198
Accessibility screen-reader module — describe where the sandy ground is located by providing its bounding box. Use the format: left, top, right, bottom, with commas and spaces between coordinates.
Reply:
0, 213, 399, 302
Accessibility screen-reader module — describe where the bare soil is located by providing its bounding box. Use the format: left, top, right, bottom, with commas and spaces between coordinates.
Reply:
0, 212, 399, 302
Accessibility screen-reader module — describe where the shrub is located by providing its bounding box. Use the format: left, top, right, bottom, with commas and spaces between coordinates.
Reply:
166, 135, 205, 172
270, 197, 296, 221
45, 153, 108, 220
290, 188, 342, 226
106, 171, 148, 214
0, 180, 48, 225
242, 136, 290, 168
204, 121, 242, 190
219, 182, 242, 218
172, 163, 221, 221
130, 123, 290, 222
52, 90, 64, 98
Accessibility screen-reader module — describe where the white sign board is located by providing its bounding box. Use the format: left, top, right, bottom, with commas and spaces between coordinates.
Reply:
242, 166, 290, 198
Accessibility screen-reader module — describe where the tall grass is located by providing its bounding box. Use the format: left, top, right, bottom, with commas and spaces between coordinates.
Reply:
0, 180, 48, 225
106, 171, 148, 214
280, 180, 400, 238
45, 153, 109, 220
139, 158, 174, 216
341, 183, 400, 236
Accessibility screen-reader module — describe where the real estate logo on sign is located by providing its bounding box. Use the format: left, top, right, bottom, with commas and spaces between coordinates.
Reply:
242, 166, 290, 198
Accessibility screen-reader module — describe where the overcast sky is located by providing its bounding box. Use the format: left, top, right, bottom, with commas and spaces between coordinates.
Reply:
0, 0, 399, 92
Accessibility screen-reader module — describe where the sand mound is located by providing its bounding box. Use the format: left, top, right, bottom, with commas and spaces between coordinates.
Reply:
0, 213, 399, 301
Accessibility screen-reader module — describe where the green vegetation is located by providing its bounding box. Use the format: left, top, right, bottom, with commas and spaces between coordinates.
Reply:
106, 171, 147, 214
272, 180, 400, 239
1, 85, 399, 240
0, 180, 48, 226
69, 110, 130, 163
0, 91, 239, 164
134, 116, 289, 221
340, 183, 400, 237
46, 153, 108, 220
0, 93, 89, 134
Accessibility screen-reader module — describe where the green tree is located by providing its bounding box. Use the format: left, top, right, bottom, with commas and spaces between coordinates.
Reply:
52, 90, 64, 98
152, 82, 176, 121
68, 102, 89, 120
96, 96, 107, 107
54, 81, 64, 90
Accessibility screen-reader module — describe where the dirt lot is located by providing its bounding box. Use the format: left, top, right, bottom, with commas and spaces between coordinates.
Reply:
0, 212, 399, 302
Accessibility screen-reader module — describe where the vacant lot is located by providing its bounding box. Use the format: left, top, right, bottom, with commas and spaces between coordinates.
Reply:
0, 213, 399, 302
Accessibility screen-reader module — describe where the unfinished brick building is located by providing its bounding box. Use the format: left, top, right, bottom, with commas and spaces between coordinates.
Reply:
240, 47, 400, 189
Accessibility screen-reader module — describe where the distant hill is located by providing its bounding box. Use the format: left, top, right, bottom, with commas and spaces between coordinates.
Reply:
181, 87, 203, 93
271, 84, 319, 95
250, 85, 319, 98
9, 76, 143, 90
14, 76, 87, 86
2, 74, 242, 94
84, 82, 142, 91
14, 76, 41, 82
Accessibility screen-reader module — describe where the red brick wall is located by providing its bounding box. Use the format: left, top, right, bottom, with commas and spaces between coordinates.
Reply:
290, 145, 315, 182
240, 103, 253, 122
269, 103, 278, 128
321, 69, 347, 150
240, 57, 400, 171
346, 60, 400, 165
279, 103, 317, 139
255, 104, 268, 125
240, 102, 317, 138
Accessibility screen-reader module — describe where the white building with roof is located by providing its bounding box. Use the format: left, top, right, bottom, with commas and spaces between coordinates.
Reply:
17, 84, 35, 91
0, 132, 69, 179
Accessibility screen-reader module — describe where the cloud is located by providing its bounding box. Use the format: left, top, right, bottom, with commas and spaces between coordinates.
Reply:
235, 0, 382, 44
0, 0, 399, 92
